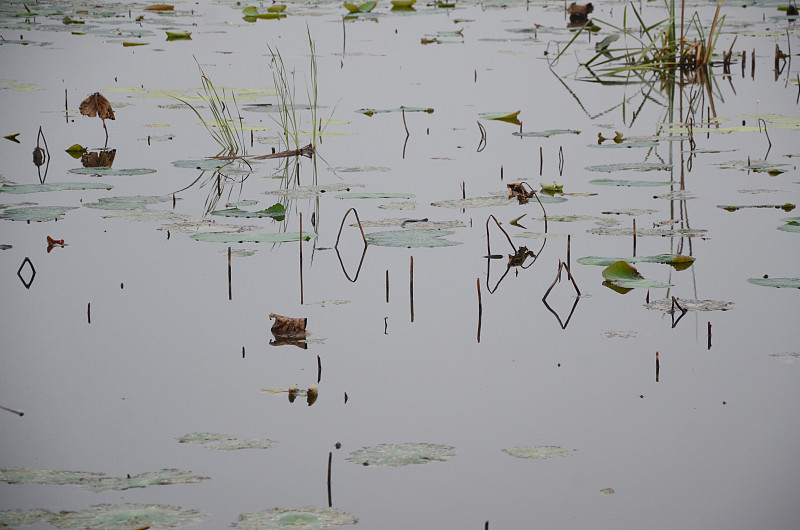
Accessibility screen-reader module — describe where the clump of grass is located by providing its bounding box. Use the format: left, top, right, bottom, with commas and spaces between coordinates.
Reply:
174, 60, 247, 156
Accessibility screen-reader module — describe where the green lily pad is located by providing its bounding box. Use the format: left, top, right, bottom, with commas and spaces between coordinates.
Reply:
166, 30, 192, 40
602, 261, 671, 289
191, 232, 316, 243
502, 446, 574, 459
358, 218, 464, 229
432, 195, 566, 209
265, 183, 364, 199
379, 201, 416, 210
68, 167, 157, 176
579, 254, 694, 270
600, 488, 616, 495
356, 107, 434, 117
65, 143, 88, 157
589, 226, 708, 238
344, 0, 376, 12
365, 229, 460, 248
234, 507, 356, 529
48, 503, 204, 529
645, 299, 734, 312
391, 0, 416, 6
590, 179, 672, 187
211, 203, 285, 219
0, 182, 112, 194
178, 432, 276, 450
83, 195, 173, 210
585, 162, 672, 172
778, 218, 800, 232
513, 129, 580, 138
718, 203, 795, 212
347, 442, 455, 467
172, 158, 253, 171
0, 509, 50, 527
0, 467, 208, 492
0, 206, 77, 222
747, 277, 800, 289
336, 192, 415, 200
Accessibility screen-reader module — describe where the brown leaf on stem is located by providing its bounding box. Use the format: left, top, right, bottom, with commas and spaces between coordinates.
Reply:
81, 149, 116, 168
79, 92, 115, 121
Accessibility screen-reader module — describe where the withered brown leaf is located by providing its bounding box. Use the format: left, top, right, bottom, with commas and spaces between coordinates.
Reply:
81, 149, 116, 168
79, 92, 115, 121
269, 313, 307, 338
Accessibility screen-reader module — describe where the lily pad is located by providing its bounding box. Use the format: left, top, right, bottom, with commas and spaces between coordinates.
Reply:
502, 446, 574, 459
234, 507, 356, 529
590, 179, 672, 187
166, 30, 192, 40
211, 203, 286, 219
68, 167, 157, 176
344, 0, 377, 12
778, 217, 800, 233
0, 206, 77, 222
747, 277, 800, 288
0, 467, 208, 492
347, 442, 455, 466
83, 195, 173, 210
0, 509, 50, 527
0, 182, 112, 194
178, 432, 276, 450
602, 261, 671, 289
357, 218, 464, 229
356, 107, 433, 117
379, 201, 416, 210
579, 254, 694, 270
479, 110, 521, 123
513, 129, 580, 138
191, 232, 316, 243
365, 229, 460, 248
264, 183, 364, 199
432, 195, 566, 209
718, 203, 795, 212
585, 162, 672, 172
645, 299, 734, 312
48, 503, 204, 529
336, 192, 415, 200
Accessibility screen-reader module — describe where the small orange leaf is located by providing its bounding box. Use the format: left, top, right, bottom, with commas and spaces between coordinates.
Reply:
47, 236, 64, 245
146, 4, 174, 10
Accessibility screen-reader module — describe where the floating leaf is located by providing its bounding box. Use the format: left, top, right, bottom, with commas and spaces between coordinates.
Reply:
645, 299, 733, 312
585, 162, 671, 172
146, 4, 175, 10
365, 229, 460, 248
0, 206, 77, 222
347, 443, 455, 467
603, 330, 637, 338
81, 149, 116, 168
345, 0, 376, 12
579, 254, 694, 270
265, 183, 364, 199
211, 203, 286, 219
0, 467, 208, 492
268, 3, 287, 11
270, 313, 307, 339
49, 503, 204, 529
379, 201, 416, 210
65, 144, 88, 158
178, 432, 276, 450
502, 446, 574, 459
747, 277, 800, 289
718, 203, 795, 212
3, 133, 21, 142
540, 181, 563, 193
336, 192, 414, 200
600, 488, 616, 495
0, 182, 111, 194
602, 261, 671, 289
432, 195, 566, 209
390, 0, 416, 7
356, 107, 433, 117
0, 509, 50, 527
589, 226, 708, 238
234, 507, 357, 529
83, 195, 172, 210
68, 167, 156, 176
166, 30, 192, 40
513, 129, 580, 138
191, 232, 316, 243
590, 178, 672, 187
778, 217, 800, 233
242, 5, 259, 15
479, 110, 521, 123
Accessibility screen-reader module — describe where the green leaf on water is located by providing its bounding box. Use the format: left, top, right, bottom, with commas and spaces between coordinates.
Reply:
0, 509, 50, 527
0, 206, 77, 222
345, 0, 376, 12
191, 232, 316, 243
747, 277, 800, 289
432, 194, 566, 209
48, 503, 204, 529
65, 143, 87, 157
166, 30, 192, 40
601, 261, 671, 289
356, 107, 434, 117
718, 203, 795, 212
3, 133, 21, 143
645, 299, 734, 312
242, 5, 259, 15
513, 129, 580, 138
502, 446, 574, 459
579, 254, 694, 270
211, 203, 286, 219
68, 167, 157, 176
589, 178, 672, 187
0, 467, 208, 492
267, 4, 287, 12
234, 507, 357, 529
335, 192, 415, 200
83, 195, 173, 210
365, 229, 460, 248
585, 162, 672, 172
778, 218, 800, 233
479, 110, 521, 123
347, 443, 455, 467
178, 432, 276, 450
0, 182, 112, 194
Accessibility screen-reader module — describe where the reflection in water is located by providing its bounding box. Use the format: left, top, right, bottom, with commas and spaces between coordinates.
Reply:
542, 260, 582, 329
33, 127, 49, 184
334, 208, 368, 282
485, 214, 547, 294
16, 257, 35, 289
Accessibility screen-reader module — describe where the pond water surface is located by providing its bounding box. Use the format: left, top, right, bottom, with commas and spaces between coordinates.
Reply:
1, 0, 799, 528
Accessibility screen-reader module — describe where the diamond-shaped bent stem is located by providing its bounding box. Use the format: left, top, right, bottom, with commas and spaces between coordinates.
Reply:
334, 208, 368, 282
671, 296, 688, 328
542, 259, 582, 329
17, 257, 35, 289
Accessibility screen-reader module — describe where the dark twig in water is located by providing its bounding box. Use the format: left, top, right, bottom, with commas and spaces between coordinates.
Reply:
410, 256, 414, 323
0, 405, 24, 417
758, 118, 772, 158
707, 321, 712, 350
300, 212, 304, 305
228, 246, 232, 301
486, 214, 516, 258
477, 120, 487, 152
477, 277, 482, 343
335, 208, 367, 249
